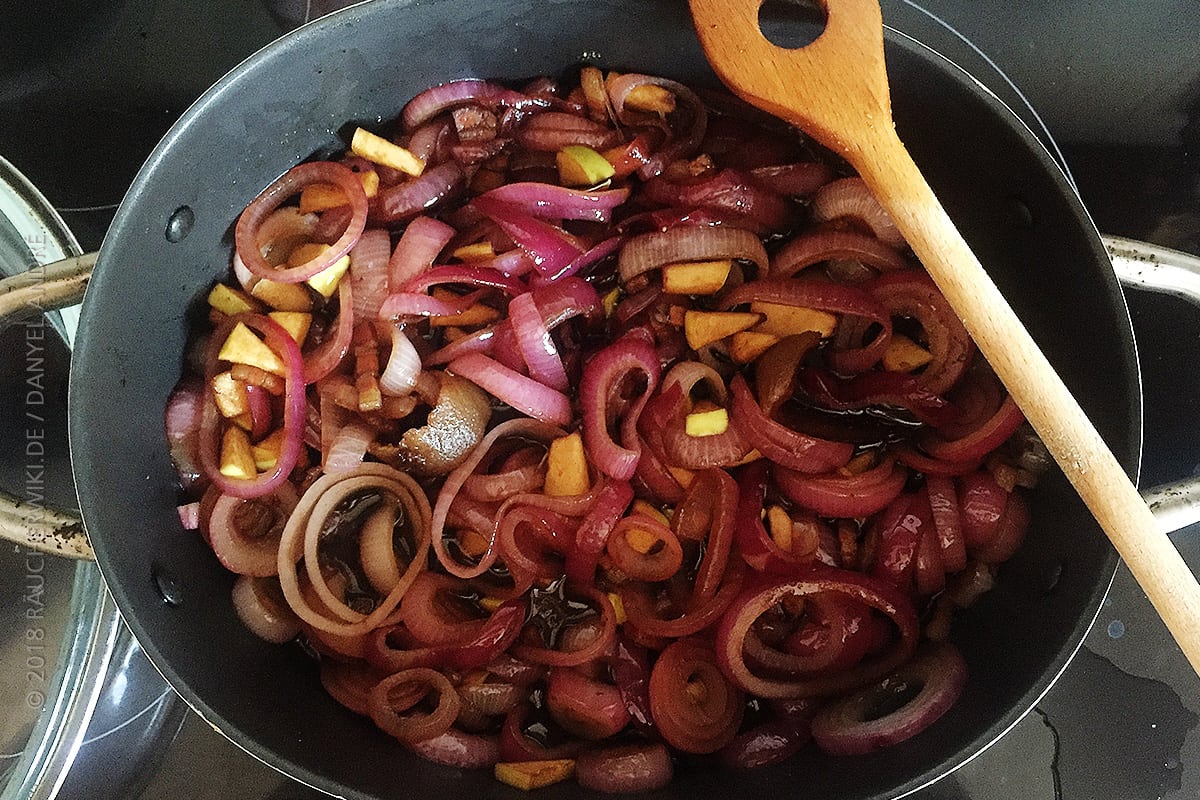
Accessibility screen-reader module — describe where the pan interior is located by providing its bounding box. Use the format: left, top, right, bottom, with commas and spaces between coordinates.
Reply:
69, 2, 1135, 799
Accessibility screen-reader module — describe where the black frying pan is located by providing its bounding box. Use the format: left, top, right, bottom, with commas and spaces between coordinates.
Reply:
64, 1, 1137, 798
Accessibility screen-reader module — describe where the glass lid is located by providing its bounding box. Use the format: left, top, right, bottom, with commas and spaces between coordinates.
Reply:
0, 154, 121, 800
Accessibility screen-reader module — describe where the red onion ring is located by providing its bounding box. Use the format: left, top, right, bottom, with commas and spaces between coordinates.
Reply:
810, 643, 968, 755
235, 161, 367, 283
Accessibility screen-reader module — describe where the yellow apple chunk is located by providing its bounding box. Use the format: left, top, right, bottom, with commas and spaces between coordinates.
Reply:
350, 127, 425, 176
685, 407, 730, 437
684, 310, 763, 350
729, 330, 781, 364
661, 259, 733, 295
267, 312, 312, 346
207, 283, 263, 317
299, 169, 379, 213
751, 301, 838, 338
544, 432, 590, 497
211, 371, 250, 418
556, 144, 616, 187
250, 278, 314, 312
494, 760, 576, 791
882, 333, 934, 372
251, 429, 285, 471
219, 426, 257, 479
218, 323, 287, 375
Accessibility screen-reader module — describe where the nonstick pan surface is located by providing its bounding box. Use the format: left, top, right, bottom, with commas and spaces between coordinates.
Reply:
69, 2, 1137, 798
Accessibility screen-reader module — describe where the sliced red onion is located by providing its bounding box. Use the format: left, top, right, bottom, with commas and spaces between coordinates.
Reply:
641, 168, 790, 233
749, 161, 836, 196
402, 79, 538, 130
348, 228, 392, 321
811, 176, 906, 247
775, 456, 908, 518
448, 353, 572, 426
368, 668, 461, 744
649, 637, 744, 753
388, 215, 456, 291
302, 276, 355, 384
546, 667, 631, 740
580, 332, 661, 479
508, 291, 568, 390
771, 228, 909, 278
429, 418, 564, 579
207, 483, 299, 577
811, 643, 968, 756
231, 575, 301, 643
323, 421, 373, 475
868, 270, 974, 394
235, 161, 367, 283
729, 375, 854, 474
177, 501, 201, 530
714, 569, 920, 698
378, 326, 421, 395
576, 742, 673, 793
472, 195, 583, 278
479, 182, 631, 223
564, 480, 634, 584
515, 111, 622, 152
374, 161, 466, 223
619, 225, 768, 284
165, 380, 204, 491
402, 264, 529, 298
606, 73, 707, 179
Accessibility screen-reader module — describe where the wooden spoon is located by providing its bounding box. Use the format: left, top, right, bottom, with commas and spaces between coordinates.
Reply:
689, 0, 1200, 675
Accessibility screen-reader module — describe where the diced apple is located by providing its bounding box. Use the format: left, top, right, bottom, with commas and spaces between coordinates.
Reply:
350, 127, 425, 176
308, 255, 351, 297
267, 311, 312, 346
624, 84, 676, 114
624, 526, 660, 554
661, 259, 733, 295
602, 287, 621, 317
299, 169, 379, 213
451, 241, 496, 262
251, 428, 284, 471
684, 310, 763, 350
766, 505, 793, 552
494, 759, 576, 791
608, 591, 627, 624
218, 322, 286, 375
631, 499, 670, 527
477, 595, 505, 613
544, 432, 590, 497
251, 278, 314, 312
750, 302, 838, 338
882, 333, 934, 372
429, 289, 502, 327
219, 426, 257, 479
730, 330, 781, 364
207, 283, 262, 316
556, 144, 616, 187
685, 407, 729, 437
211, 371, 250, 418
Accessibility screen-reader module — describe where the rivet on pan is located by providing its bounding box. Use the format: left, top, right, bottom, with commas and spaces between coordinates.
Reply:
152, 564, 185, 606
165, 205, 195, 242
1009, 196, 1035, 228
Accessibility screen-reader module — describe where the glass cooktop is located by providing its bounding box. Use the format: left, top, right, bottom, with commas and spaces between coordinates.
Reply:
1, 1, 1198, 798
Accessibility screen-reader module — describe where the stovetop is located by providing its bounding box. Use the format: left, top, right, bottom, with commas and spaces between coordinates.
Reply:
2, 1, 1199, 798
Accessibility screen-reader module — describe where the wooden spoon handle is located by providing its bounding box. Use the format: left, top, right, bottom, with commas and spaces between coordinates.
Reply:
691, 0, 1200, 674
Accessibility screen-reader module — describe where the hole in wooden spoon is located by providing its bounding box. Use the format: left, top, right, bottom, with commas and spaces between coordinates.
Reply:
758, 0, 827, 50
